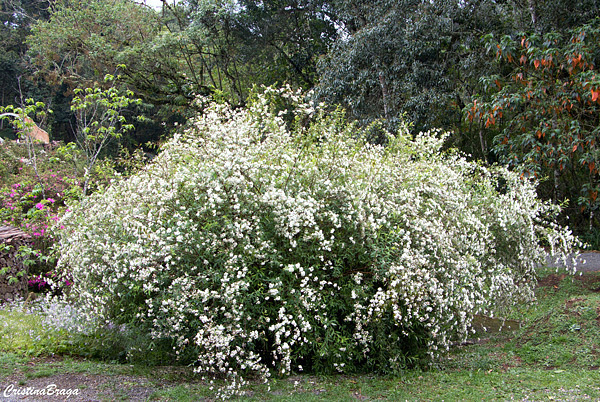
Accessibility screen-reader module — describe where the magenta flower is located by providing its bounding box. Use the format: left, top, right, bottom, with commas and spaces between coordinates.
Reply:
35, 203, 44, 210
46, 198, 56, 203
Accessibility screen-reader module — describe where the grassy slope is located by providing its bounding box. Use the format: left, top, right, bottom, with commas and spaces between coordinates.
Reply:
1, 267, 599, 400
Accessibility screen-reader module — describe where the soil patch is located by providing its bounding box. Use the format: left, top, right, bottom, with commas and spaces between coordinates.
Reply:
538, 273, 566, 288
0, 357, 202, 401
1, 373, 162, 401
565, 297, 586, 309
575, 273, 600, 291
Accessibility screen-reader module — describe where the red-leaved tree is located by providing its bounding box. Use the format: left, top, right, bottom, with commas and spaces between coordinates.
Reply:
469, 19, 600, 229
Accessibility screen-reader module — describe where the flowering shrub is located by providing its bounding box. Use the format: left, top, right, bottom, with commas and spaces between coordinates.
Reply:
57, 88, 578, 395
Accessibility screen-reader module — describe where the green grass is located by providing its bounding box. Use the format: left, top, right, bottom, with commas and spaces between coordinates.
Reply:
0, 304, 71, 356
1, 267, 600, 400
507, 268, 600, 369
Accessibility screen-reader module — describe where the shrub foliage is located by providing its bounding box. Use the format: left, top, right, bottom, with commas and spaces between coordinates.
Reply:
57, 88, 577, 393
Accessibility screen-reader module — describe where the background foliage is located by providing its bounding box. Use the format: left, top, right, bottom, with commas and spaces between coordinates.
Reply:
2, 1, 600, 235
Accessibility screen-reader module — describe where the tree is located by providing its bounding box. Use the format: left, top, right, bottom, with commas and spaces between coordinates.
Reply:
314, 0, 513, 147
0, 0, 50, 113
233, 0, 338, 89
27, 0, 157, 90
28, 0, 178, 145
468, 18, 600, 229
314, 0, 600, 153
70, 71, 141, 195
155, 0, 337, 106
26, 0, 336, 142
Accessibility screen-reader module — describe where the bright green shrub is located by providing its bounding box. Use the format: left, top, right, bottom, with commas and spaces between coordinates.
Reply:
56, 87, 577, 395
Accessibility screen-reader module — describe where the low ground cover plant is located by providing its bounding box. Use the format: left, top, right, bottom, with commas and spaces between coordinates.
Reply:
56, 87, 578, 396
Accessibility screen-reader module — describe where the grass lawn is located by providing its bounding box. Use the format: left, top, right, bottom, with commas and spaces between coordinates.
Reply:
1, 266, 600, 400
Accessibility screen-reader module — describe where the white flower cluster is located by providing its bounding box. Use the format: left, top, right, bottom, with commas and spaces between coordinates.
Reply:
56, 87, 578, 395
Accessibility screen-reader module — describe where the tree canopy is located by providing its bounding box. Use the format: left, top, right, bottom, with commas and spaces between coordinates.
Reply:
1, 0, 600, 231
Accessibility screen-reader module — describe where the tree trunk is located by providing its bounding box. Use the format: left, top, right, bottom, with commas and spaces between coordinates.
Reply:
478, 126, 487, 159
528, 0, 540, 32
378, 70, 390, 120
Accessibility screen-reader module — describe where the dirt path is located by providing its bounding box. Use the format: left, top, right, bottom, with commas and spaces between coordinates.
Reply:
1, 373, 161, 401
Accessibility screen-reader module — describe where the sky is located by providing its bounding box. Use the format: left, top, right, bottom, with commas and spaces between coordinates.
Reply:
141, 0, 164, 10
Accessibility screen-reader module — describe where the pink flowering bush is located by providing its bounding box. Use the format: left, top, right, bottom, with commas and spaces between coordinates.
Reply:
0, 143, 76, 273
56, 88, 578, 396
28, 271, 72, 293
